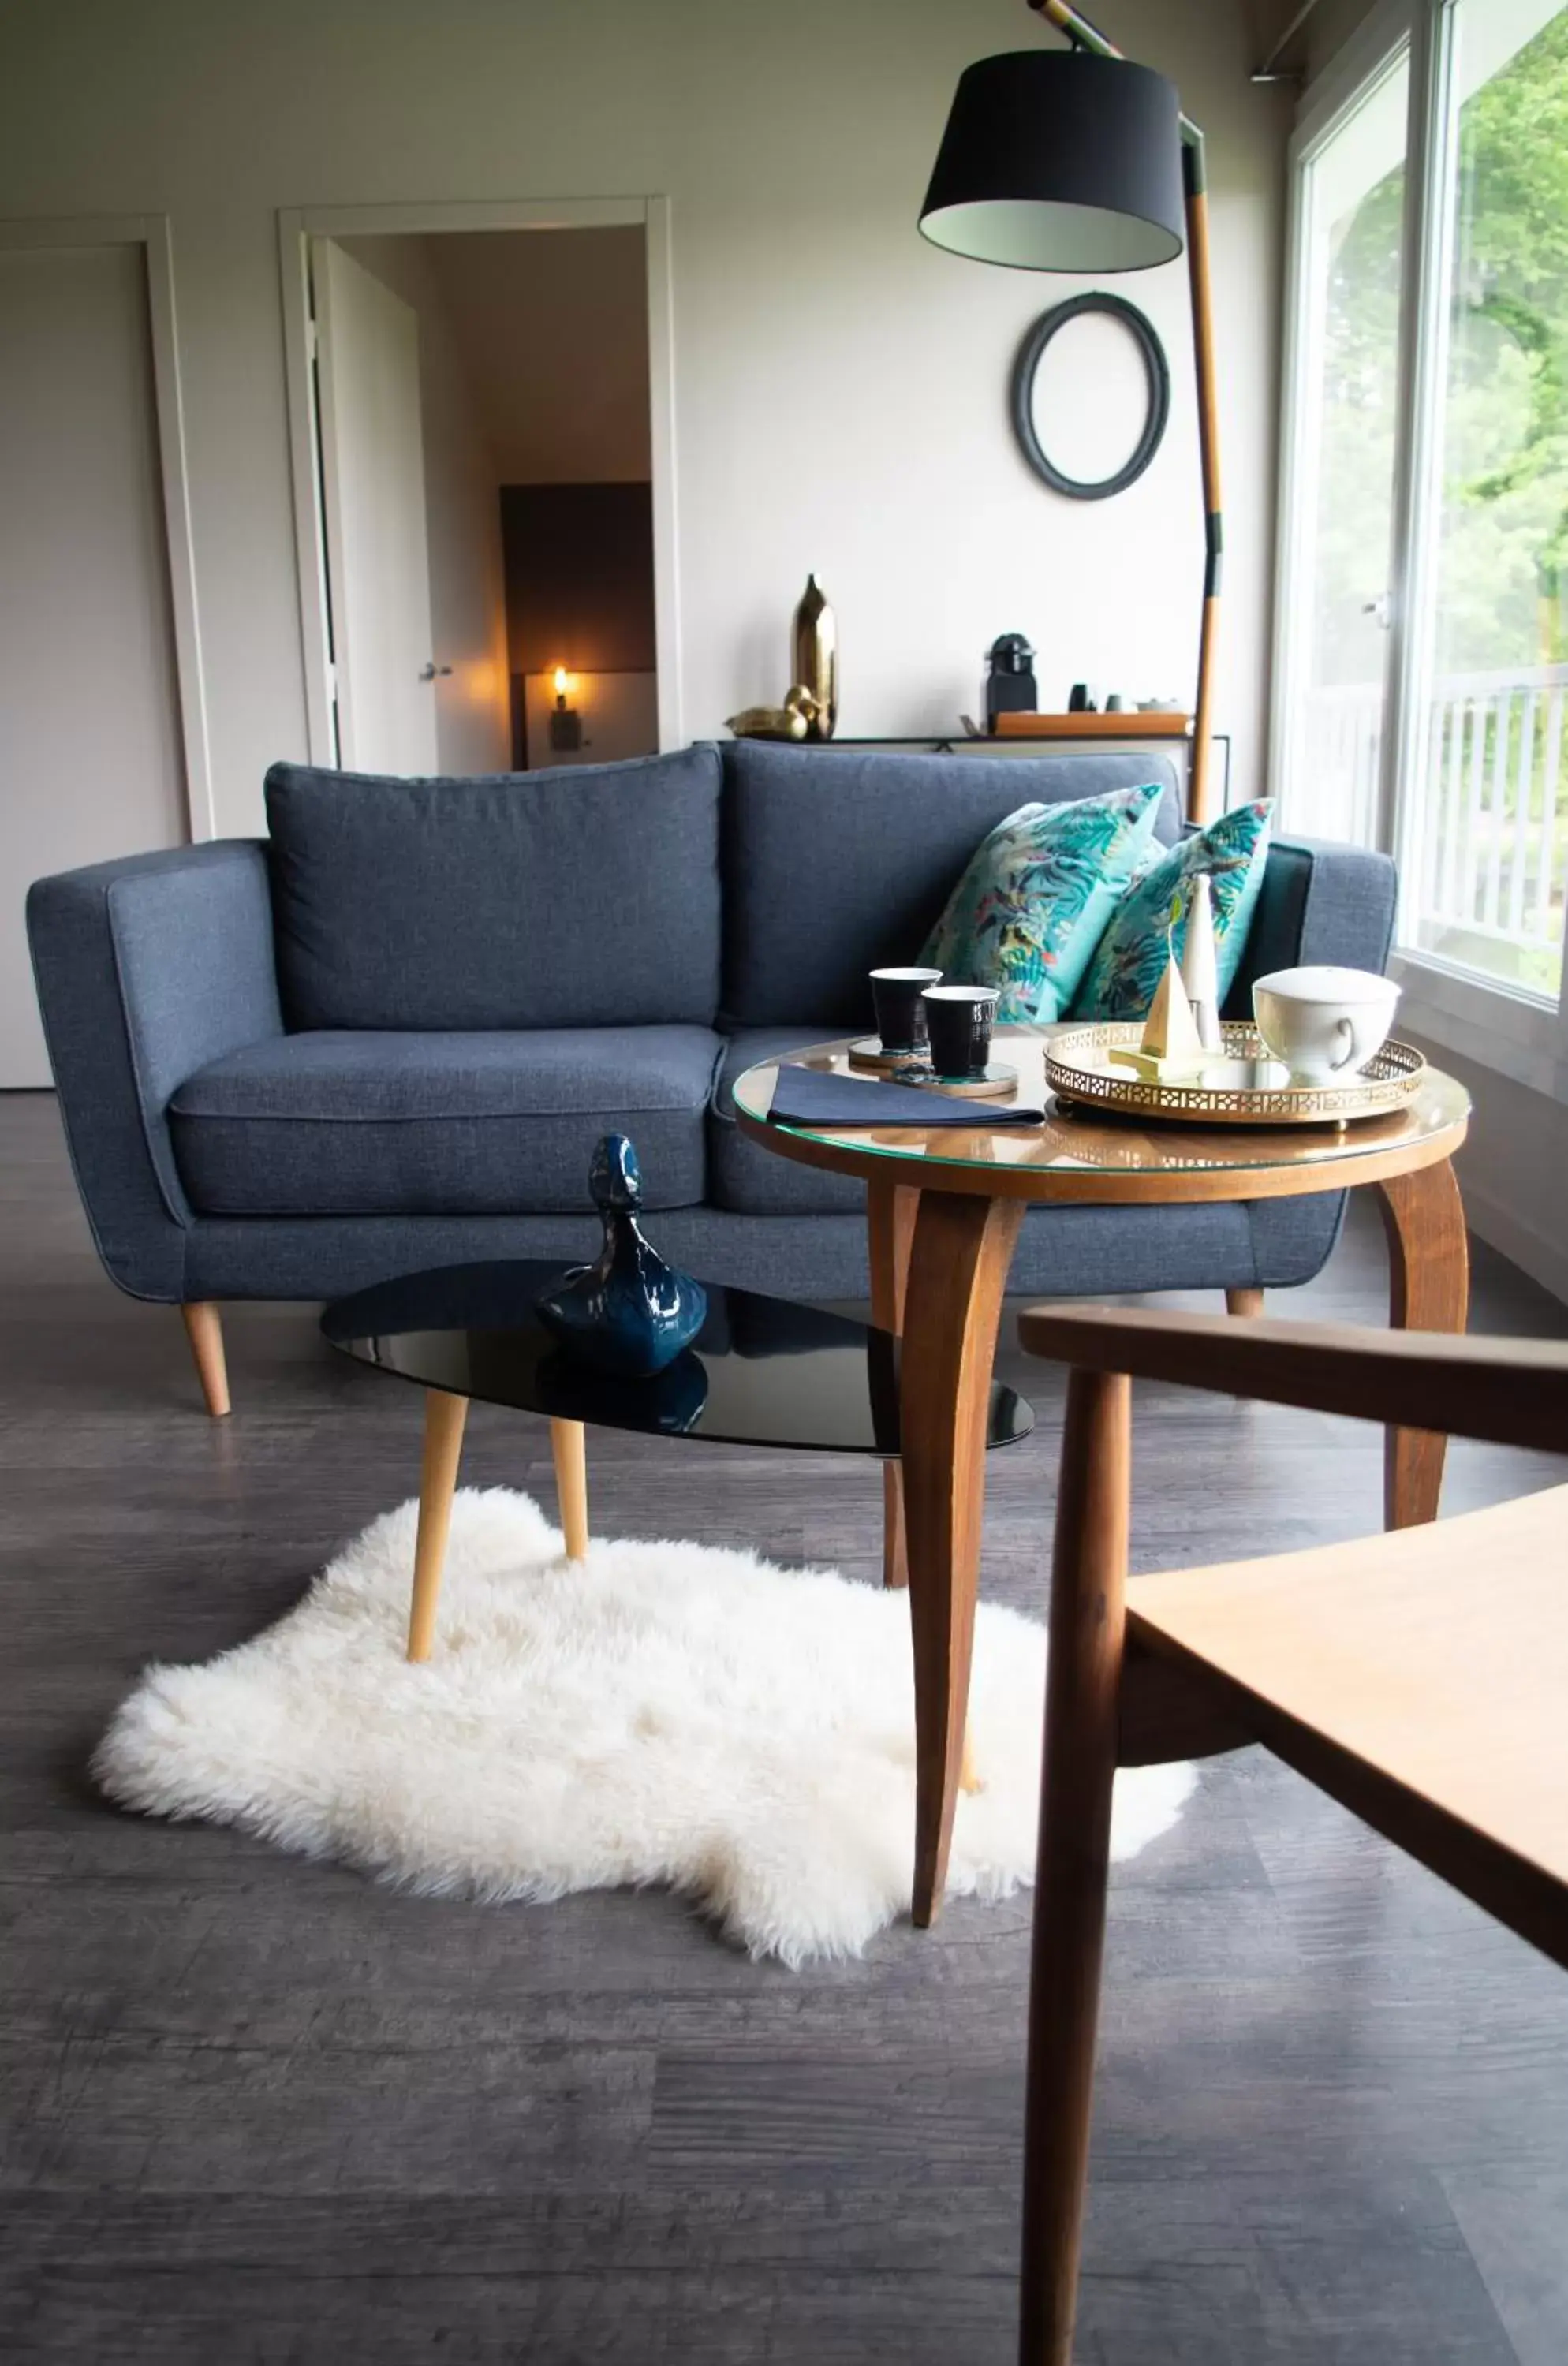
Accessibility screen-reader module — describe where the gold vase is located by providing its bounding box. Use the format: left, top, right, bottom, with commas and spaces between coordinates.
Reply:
791, 575, 838, 741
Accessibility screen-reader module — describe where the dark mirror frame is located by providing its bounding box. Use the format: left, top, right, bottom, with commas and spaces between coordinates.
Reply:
1010, 291, 1171, 502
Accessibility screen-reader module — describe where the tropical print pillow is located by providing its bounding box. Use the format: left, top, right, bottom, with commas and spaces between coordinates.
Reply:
919, 785, 1167, 1024
1069, 799, 1274, 1022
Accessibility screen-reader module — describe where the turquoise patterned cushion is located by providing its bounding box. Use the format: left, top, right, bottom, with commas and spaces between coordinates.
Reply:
1069, 800, 1275, 1021
918, 786, 1167, 1024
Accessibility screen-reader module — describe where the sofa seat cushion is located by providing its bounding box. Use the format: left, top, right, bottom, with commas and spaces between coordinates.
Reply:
170, 1028, 722, 1218
708, 1029, 866, 1217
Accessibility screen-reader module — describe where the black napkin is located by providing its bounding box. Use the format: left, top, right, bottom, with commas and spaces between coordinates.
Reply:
767, 1064, 1043, 1128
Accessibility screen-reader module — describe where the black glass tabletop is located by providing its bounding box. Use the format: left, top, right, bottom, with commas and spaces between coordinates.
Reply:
322, 1260, 1032, 1456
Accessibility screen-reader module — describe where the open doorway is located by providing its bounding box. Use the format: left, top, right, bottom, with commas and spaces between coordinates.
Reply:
286, 205, 674, 778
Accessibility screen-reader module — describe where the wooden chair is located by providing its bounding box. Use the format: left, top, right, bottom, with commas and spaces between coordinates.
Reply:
1014, 1304, 1568, 2366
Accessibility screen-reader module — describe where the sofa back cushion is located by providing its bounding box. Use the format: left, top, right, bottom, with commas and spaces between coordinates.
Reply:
1222, 832, 1397, 1014
719, 741, 1182, 1028
265, 749, 722, 1031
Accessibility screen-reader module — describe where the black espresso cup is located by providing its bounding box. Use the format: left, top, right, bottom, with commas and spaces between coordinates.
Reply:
920, 983, 999, 1080
870, 966, 943, 1054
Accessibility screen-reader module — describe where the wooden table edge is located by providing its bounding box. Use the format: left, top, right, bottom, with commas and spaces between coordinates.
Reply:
734, 1099, 1470, 1204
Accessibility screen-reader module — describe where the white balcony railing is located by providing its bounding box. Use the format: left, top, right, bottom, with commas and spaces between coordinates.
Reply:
1297, 665, 1568, 977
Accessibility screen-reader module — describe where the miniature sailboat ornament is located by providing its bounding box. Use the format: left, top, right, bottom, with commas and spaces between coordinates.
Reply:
1142, 950, 1206, 1064
1181, 871, 1223, 1052
1109, 889, 1208, 1083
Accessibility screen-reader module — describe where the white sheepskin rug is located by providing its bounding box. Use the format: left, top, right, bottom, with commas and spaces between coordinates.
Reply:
94, 1488, 1193, 1965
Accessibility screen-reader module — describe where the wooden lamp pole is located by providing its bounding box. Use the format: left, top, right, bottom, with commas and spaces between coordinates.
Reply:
1034, 0, 1223, 825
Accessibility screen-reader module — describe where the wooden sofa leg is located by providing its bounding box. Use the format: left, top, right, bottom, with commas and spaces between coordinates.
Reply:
181, 1302, 230, 1418
551, 1417, 590, 1562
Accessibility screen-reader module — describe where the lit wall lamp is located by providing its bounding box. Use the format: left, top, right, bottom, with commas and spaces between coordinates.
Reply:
548, 666, 582, 752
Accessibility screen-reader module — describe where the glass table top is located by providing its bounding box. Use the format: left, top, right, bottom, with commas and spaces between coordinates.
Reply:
732, 1030, 1472, 1181
322, 1260, 1032, 1456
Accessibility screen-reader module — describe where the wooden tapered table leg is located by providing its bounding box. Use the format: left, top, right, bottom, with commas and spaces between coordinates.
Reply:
181, 1302, 230, 1417
868, 1177, 918, 1591
1377, 1157, 1469, 1530
407, 1388, 468, 1663
900, 1189, 1023, 1926
551, 1417, 589, 1561
1020, 1366, 1131, 2366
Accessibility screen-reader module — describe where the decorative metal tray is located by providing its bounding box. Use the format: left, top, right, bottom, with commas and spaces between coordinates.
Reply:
1046, 1023, 1428, 1127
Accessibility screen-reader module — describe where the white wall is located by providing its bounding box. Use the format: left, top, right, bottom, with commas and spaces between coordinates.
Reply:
0, 0, 1289, 838
1398, 1033, 1568, 1306
337, 236, 510, 774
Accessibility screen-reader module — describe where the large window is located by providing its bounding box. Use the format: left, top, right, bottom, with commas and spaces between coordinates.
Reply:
1278, 49, 1410, 851
1277, 0, 1568, 1024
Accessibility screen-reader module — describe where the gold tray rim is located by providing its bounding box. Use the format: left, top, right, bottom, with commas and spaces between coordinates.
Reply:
1045, 1023, 1428, 1128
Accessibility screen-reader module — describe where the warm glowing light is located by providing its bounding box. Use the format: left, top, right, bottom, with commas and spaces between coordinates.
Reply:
553, 666, 570, 699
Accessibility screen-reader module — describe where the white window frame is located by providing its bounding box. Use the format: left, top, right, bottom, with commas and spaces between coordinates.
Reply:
1272, 0, 1568, 1102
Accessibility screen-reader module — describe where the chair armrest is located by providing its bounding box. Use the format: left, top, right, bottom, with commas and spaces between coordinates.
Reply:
1226, 834, 1397, 1017
1019, 1303, 1568, 1456
28, 841, 282, 1300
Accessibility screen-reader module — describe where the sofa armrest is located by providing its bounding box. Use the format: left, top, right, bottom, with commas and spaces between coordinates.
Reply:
27, 841, 282, 1300
1225, 834, 1398, 1017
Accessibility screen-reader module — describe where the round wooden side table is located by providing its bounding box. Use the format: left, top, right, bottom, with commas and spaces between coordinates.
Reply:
734, 1030, 1472, 1928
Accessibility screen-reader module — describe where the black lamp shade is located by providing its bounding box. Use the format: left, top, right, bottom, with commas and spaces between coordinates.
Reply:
920, 51, 1185, 273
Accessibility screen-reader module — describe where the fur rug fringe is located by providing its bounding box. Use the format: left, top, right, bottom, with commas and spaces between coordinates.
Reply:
95, 1490, 1193, 1964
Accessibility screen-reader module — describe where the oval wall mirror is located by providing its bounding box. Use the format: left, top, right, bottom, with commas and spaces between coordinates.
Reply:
1010, 292, 1170, 501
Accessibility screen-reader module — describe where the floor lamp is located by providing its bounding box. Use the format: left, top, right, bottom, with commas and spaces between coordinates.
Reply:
920, 0, 1223, 826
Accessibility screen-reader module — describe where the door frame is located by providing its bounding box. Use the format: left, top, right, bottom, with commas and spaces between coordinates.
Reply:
277, 196, 683, 767
0, 212, 215, 838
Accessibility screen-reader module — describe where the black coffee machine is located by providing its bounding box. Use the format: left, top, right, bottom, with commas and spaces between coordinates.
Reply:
984, 632, 1037, 732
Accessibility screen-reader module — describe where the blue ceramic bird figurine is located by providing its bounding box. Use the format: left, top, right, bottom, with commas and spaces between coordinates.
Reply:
535, 1135, 708, 1379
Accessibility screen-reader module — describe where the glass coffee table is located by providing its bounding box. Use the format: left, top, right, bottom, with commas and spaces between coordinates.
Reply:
733, 1028, 1473, 1925
322, 1257, 1032, 1666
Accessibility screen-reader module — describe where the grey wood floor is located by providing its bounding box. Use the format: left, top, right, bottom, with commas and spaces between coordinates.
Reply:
3, 1089, 1566, 2365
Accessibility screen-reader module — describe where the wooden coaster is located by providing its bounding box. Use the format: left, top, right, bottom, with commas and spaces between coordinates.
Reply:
846, 1037, 910, 1073
903, 1063, 1021, 1101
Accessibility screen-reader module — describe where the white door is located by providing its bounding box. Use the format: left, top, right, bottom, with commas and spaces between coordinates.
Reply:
311, 238, 440, 775
0, 242, 188, 1087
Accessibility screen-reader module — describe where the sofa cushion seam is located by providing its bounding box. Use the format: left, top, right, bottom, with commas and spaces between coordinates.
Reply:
169, 1100, 711, 1125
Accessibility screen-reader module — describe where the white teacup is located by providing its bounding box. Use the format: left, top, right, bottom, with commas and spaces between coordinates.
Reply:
1251, 965, 1399, 1085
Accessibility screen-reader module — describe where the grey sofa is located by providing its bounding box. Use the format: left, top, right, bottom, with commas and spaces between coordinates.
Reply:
28, 738, 1394, 1405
